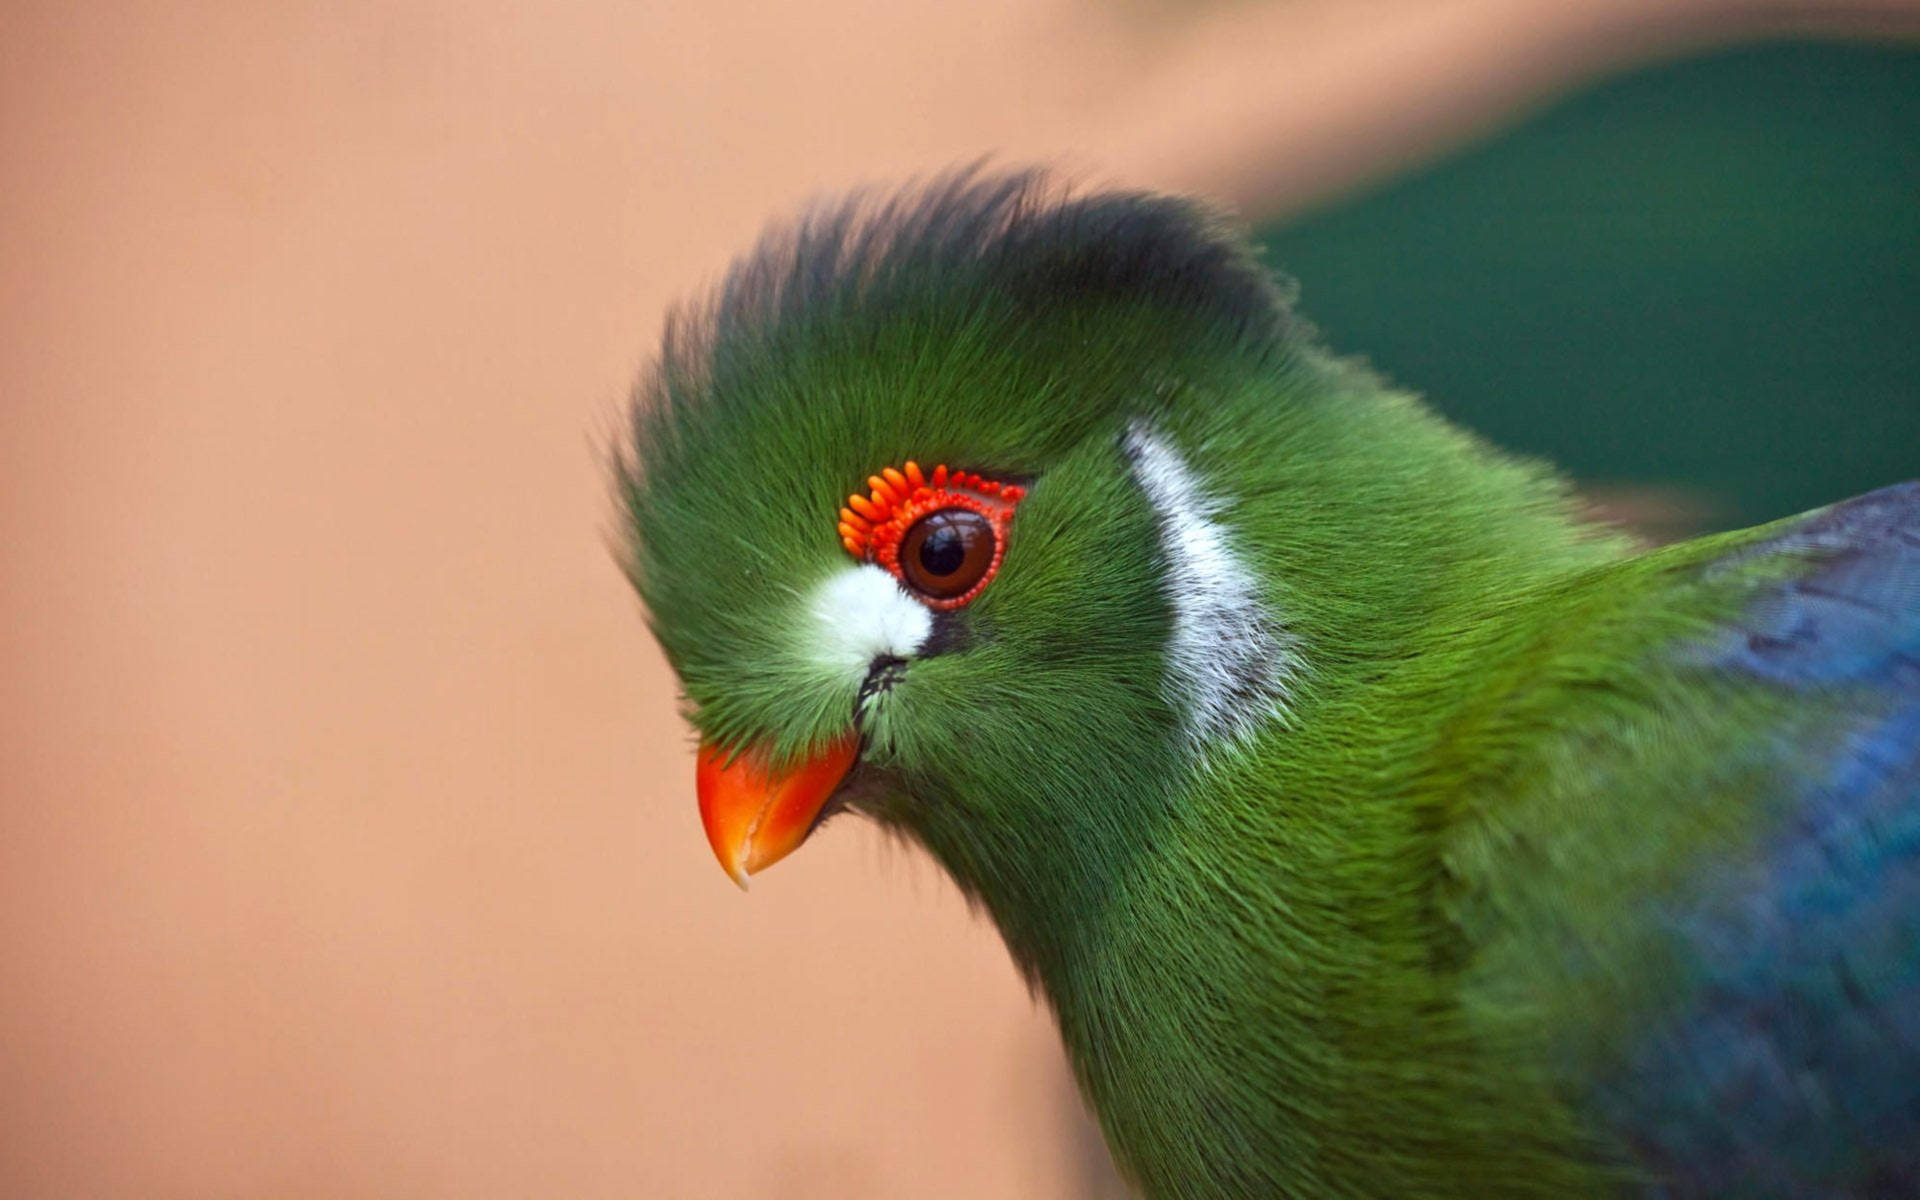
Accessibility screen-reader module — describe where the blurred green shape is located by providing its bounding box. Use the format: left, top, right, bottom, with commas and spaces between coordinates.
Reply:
1257, 41, 1920, 529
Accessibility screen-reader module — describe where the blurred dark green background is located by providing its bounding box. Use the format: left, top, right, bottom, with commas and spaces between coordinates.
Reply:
1257, 41, 1919, 533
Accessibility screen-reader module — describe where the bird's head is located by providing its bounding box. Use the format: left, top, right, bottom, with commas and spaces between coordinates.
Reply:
618, 170, 1311, 940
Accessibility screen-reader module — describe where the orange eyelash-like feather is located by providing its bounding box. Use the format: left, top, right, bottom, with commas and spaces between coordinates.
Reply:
837, 460, 1025, 607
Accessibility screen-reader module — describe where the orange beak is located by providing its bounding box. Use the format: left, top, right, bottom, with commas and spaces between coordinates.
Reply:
696, 734, 860, 888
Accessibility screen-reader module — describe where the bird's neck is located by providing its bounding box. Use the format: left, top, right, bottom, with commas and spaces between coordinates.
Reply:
970, 614, 1615, 1195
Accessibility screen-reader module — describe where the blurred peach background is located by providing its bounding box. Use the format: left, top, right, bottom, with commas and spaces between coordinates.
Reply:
3, 1, 1913, 1195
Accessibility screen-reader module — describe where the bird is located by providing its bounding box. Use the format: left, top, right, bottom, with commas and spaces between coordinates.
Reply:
614, 169, 1920, 1198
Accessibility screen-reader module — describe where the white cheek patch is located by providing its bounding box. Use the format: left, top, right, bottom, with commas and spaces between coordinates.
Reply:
1123, 422, 1300, 755
806, 563, 933, 680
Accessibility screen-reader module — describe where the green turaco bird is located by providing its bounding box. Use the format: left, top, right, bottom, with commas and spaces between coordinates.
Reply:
616, 170, 1920, 1197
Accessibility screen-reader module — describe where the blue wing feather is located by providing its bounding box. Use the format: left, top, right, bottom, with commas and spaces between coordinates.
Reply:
1595, 482, 1920, 1196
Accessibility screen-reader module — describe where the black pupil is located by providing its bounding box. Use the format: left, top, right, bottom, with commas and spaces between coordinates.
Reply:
918, 527, 967, 576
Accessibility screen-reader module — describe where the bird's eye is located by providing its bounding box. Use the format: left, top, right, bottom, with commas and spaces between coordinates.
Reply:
836, 460, 1024, 610
899, 509, 995, 599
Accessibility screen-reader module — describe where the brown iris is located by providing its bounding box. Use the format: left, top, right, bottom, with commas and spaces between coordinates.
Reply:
898, 508, 996, 600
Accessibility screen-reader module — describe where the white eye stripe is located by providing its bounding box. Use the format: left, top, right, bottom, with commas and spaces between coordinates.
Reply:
807, 564, 932, 680
1123, 422, 1298, 755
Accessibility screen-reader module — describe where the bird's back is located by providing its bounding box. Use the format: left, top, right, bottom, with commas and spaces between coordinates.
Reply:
1454, 482, 1920, 1196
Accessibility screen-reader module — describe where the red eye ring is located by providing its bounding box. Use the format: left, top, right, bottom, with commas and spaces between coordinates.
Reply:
836, 461, 1024, 610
